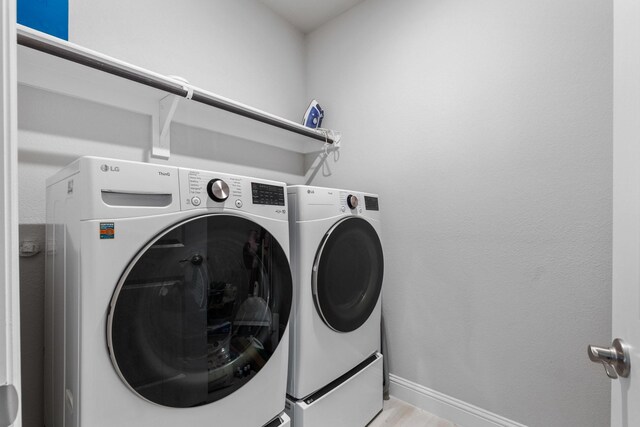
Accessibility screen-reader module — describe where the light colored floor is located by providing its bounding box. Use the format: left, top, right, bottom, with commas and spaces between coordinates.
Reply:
368, 397, 458, 427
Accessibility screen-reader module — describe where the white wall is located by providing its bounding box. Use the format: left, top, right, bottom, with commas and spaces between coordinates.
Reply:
69, 0, 306, 120
306, 1, 612, 426
18, 3, 307, 426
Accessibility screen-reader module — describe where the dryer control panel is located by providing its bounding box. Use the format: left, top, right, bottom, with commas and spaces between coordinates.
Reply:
178, 168, 287, 218
287, 185, 381, 222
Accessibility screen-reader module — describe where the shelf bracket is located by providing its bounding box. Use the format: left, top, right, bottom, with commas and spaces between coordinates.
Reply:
151, 79, 194, 159
304, 135, 342, 184
151, 94, 179, 159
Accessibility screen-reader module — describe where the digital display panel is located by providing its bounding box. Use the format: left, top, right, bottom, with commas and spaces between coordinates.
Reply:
364, 196, 379, 211
251, 183, 285, 206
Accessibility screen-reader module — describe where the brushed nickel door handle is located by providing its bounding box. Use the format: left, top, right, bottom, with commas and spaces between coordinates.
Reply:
0, 384, 19, 426
588, 338, 630, 379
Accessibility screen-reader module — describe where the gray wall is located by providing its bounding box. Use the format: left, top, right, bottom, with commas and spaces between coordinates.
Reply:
305, 0, 612, 426
68, 0, 306, 120
18, 2, 307, 426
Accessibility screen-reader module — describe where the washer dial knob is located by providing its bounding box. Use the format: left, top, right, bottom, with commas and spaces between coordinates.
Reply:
207, 179, 230, 202
347, 194, 359, 209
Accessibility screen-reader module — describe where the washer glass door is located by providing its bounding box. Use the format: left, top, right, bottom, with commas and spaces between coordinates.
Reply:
312, 217, 384, 332
107, 214, 292, 408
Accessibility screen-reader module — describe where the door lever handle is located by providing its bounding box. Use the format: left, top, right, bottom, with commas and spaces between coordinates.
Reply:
0, 384, 19, 427
587, 338, 630, 379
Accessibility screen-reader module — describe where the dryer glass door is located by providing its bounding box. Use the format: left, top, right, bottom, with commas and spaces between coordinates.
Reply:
107, 214, 292, 408
312, 217, 384, 332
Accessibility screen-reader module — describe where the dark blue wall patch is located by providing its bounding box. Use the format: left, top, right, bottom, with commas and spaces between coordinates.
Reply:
18, 0, 68, 40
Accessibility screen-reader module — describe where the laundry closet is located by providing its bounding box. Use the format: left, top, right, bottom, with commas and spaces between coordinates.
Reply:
1, 1, 627, 426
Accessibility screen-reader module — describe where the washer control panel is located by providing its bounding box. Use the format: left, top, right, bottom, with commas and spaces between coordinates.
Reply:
179, 168, 287, 218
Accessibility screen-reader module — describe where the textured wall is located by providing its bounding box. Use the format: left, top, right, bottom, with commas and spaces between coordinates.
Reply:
305, 0, 613, 425
69, 0, 306, 120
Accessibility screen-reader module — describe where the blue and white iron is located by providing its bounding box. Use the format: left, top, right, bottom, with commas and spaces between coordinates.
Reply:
303, 100, 324, 129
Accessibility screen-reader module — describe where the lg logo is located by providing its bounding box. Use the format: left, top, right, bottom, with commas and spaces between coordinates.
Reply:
100, 164, 120, 172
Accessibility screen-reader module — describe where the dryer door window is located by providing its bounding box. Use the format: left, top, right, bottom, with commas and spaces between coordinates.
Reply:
107, 214, 292, 408
312, 217, 384, 332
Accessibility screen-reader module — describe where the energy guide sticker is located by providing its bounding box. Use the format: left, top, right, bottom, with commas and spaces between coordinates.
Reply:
100, 222, 115, 239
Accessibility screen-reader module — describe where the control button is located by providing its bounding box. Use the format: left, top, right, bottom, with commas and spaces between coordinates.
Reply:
235, 199, 243, 208
191, 196, 202, 206
341, 206, 346, 212
347, 194, 359, 209
207, 179, 230, 202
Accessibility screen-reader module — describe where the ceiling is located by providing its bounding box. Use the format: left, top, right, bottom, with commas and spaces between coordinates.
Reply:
260, 0, 367, 33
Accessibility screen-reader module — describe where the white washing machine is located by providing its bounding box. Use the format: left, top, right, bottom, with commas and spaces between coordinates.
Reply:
285, 185, 384, 427
45, 156, 293, 427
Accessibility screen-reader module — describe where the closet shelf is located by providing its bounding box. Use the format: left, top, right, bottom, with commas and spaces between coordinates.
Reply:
16, 25, 338, 155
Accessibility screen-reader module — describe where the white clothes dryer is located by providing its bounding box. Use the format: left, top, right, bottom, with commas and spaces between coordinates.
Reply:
285, 185, 384, 427
45, 157, 293, 427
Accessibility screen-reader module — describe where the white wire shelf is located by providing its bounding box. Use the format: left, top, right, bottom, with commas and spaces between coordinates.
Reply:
16, 25, 338, 155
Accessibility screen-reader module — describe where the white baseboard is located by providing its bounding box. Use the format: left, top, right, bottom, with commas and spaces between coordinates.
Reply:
389, 374, 527, 427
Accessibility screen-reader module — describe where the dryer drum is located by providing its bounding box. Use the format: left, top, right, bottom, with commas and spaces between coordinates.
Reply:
107, 214, 293, 408
312, 217, 384, 333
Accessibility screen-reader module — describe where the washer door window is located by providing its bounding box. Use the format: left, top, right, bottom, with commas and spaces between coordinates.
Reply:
313, 217, 383, 332
107, 215, 292, 408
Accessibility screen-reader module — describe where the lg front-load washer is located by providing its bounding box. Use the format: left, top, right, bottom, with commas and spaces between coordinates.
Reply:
285, 185, 384, 427
45, 157, 293, 427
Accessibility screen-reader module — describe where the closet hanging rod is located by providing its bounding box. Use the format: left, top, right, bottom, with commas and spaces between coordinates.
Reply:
16, 25, 336, 145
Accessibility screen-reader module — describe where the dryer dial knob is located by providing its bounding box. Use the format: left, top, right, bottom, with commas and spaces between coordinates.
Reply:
207, 179, 230, 202
347, 194, 359, 210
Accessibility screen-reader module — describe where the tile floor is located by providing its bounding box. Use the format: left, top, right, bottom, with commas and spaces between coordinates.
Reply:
368, 397, 457, 427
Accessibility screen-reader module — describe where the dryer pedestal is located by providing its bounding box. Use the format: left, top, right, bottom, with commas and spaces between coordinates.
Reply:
285, 353, 383, 427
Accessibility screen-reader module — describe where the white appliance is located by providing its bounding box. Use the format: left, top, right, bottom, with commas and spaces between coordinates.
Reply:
45, 157, 293, 427
285, 185, 384, 427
